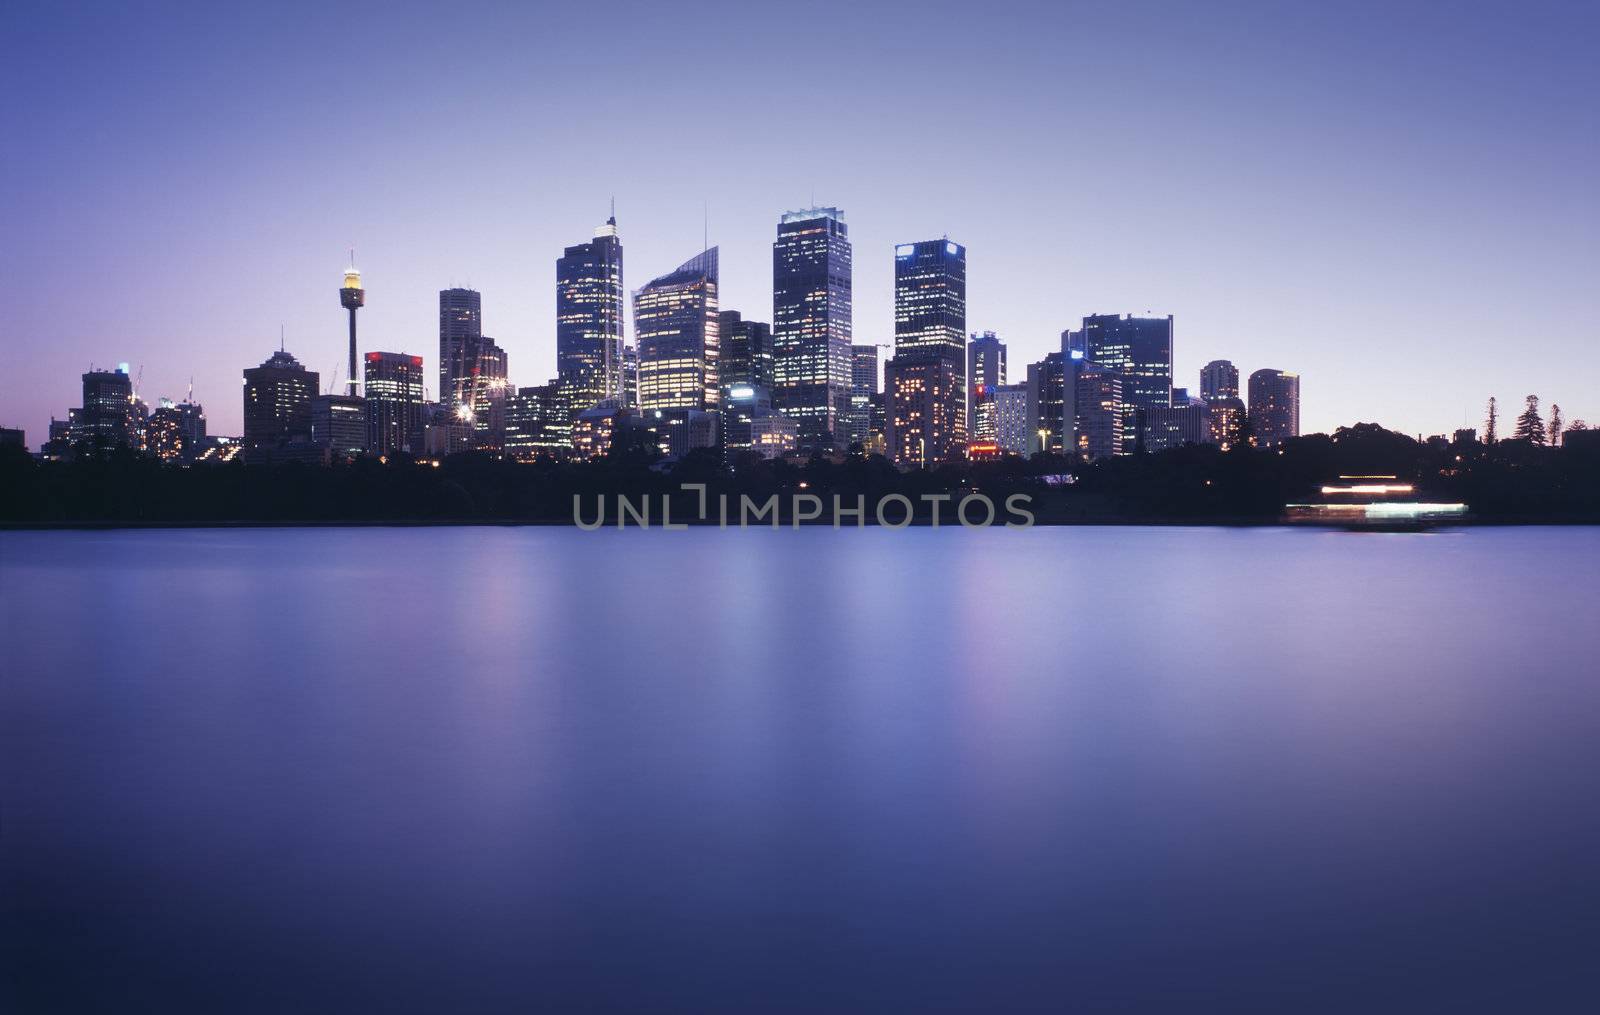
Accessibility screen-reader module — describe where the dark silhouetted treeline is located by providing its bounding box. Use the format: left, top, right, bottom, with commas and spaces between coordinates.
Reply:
2, 423, 1596, 526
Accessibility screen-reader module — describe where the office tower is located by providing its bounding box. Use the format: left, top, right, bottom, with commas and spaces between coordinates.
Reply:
847, 344, 880, 448
146, 398, 204, 462
634, 248, 719, 412
1065, 360, 1125, 461
1141, 397, 1208, 452
504, 381, 570, 461
1081, 313, 1174, 450
77, 367, 135, 452
468, 340, 510, 452
967, 331, 1007, 442
0, 427, 23, 449
1200, 359, 1239, 402
772, 207, 852, 451
886, 239, 967, 466
646, 408, 720, 461
557, 215, 626, 418
364, 352, 427, 456
1024, 353, 1065, 455
439, 287, 483, 414
174, 399, 206, 449
310, 394, 368, 458
1248, 369, 1301, 447
1207, 397, 1246, 448
993, 383, 1030, 457
339, 262, 364, 396
719, 311, 774, 394
243, 349, 318, 448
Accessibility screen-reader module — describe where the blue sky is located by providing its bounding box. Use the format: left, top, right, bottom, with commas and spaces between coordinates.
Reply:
2, 0, 1595, 442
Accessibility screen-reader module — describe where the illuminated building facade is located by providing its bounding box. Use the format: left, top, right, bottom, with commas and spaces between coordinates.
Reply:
772, 208, 852, 451
364, 352, 426, 456
310, 394, 369, 459
645, 407, 719, 461
967, 330, 1006, 441
557, 216, 626, 419
634, 248, 719, 412
146, 401, 186, 462
439, 287, 483, 415
1025, 353, 1065, 455
243, 350, 318, 449
504, 382, 570, 460
849, 344, 879, 448
1200, 359, 1239, 402
993, 383, 1029, 457
1207, 397, 1246, 448
887, 239, 967, 466
1141, 398, 1208, 452
1067, 360, 1124, 461
1248, 369, 1300, 447
77, 368, 136, 452
718, 310, 773, 396
1081, 313, 1173, 451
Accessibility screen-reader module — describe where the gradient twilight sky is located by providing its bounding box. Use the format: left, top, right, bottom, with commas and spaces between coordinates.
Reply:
2, 0, 1596, 445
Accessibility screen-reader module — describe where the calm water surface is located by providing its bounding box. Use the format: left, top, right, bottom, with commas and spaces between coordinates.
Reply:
2, 527, 1598, 1013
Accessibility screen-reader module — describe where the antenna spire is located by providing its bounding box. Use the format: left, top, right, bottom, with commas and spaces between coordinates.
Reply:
279, 323, 285, 353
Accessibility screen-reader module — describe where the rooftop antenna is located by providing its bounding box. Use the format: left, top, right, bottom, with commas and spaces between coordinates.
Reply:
279, 323, 285, 353
610, 195, 616, 223
702, 200, 708, 254
186, 376, 194, 403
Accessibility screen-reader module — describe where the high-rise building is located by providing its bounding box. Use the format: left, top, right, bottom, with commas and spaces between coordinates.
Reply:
339, 262, 364, 396
967, 331, 1007, 442
77, 367, 136, 452
467, 340, 510, 452
243, 349, 318, 449
1200, 359, 1239, 402
505, 382, 570, 461
1065, 359, 1125, 461
1141, 397, 1208, 452
993, 383, 1030, 457
439, 287, 483, 413
1248, 369, 1300, 447
718, 310, 774, 395
1207, 397, 1247, 448
849, 344, 879, 449
145, 397, 205, 462
364, 352, 427, 456
1081, 313, 1174, 451
1025, 353, 1065, 455
310, 394, 368, 459
886, 239, 967, 466
772, 207, 852, 451
634, 248, 719, 412
557, 215, 626, 418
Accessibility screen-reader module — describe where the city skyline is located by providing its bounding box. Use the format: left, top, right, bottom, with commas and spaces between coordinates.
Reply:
2, 1, 1595, 445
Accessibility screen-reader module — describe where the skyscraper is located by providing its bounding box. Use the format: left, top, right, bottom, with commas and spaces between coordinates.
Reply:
718, 310, 774, 396
504, 382, 570, 461
1248, 369, 1301, 447
557, 215, 626, 418
1081, 313, 1174, 451
849, 344, 879, 449
992, 383, 1030, 457
310, 394, 368, 459
1065, 358, 1125, 461
772, 207, 852, 451
243, 349, 318, 449
439, 287, 482, 412
967, 331, 1007, 442
1025, 353, 1065, 455
339, 261, 364, 396
77, 367, 135, 452
634, 248, 719, 412
886, 239, 967, 467
364, 352, 427, 456
1200, 359, 1239, 402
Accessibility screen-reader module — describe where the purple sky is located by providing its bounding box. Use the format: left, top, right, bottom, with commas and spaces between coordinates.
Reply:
3, 0, 1596, 446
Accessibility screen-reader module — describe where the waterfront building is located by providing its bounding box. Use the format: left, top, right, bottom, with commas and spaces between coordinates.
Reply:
719, 311, 774, 396
76, 367, 136, 453
310, 394, 368, 459
644, 407, 719, 461
772, 207, 852, 451
243, 349, 318, 449
1207, 397, 1246, 448
967, 331, 1006, 441
1066, 360, 1124, 461
1200, 359, 1239, 402
993, 383, 1030, 457
1248, 369, 1301, 447
1081, 313, 1174, 451
438, 287, 482, 413
886, 239, 967, 466
504, 382, 570, 461
1025, 353, 1065, 455
364, 352, 427, 456
557, 215, 626, 419
145, 401, 185, 462
848, 344, 880, 448
635, 248, 720, 413
1141, 398, 1208, 452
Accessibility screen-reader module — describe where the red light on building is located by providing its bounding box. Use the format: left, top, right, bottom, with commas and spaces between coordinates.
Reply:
411, 356, 423, 367
365, 352, 381, 361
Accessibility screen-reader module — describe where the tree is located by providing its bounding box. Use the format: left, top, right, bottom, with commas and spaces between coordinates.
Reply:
1515, 395, 1545, 445
1484, 397, 1498, 444
1548, 404, 1563, 447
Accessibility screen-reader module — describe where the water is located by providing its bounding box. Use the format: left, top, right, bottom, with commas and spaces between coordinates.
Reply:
3, 527, 1597, 1013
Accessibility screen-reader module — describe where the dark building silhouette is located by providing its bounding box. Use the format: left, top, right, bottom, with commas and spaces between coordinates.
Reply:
243, 349, 318, 449
339, 263, 364, 396
310, 394, 368, 458
718, 310, 773, 395
1249, 369, 1301, 447
887, 239, 967, 466
364, 352, 426, 456
439, 287, 483, 414
557, 215, 626, 419
77, 368, 136, 451
849, 344, 880, 449
1065, 357, 1125, 461
1200, 359, 1239, 402
505, 382, 570, 461
967, 331, 1007, 442
634, 248, 719, 412
1025, 353, 1065, 456
772, 207, 852, 451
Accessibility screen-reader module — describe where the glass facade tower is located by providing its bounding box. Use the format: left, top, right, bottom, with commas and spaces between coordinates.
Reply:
556, 216, 626, 418
772, 208, 852, 452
